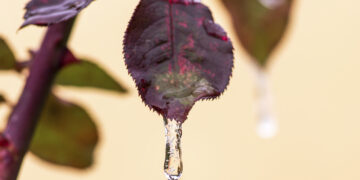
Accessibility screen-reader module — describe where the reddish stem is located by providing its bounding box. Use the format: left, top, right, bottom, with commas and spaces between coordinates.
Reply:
0, 18, 76, 180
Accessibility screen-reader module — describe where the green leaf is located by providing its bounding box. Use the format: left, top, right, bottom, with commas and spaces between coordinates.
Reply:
55, 60, 127, 93
221, 0, 293, 67
0, 37, 17, 70
30, 94, 99, 169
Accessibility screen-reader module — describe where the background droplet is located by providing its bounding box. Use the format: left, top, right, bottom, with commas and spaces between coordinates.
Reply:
252, 63, 278, 139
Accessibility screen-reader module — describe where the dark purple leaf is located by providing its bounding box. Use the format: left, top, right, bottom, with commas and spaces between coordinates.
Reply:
221, 0, 293, 67
30, 93, 99, 169
21, 0, 93, 28
124, 0, 234, 122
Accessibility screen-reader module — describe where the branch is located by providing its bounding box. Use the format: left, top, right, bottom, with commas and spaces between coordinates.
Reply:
0, 18, 76, 180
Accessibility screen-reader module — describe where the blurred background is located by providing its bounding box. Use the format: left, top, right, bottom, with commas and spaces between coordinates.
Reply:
1, 0, 360, 179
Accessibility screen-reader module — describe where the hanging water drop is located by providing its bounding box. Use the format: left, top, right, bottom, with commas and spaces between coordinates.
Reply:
163, 117, 183, 180
252, 64, 278, 139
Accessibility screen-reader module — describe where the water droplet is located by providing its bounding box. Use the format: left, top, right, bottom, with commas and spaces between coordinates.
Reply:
252, 63, 278, 139
203, 20, 229, 42
163, 118, 183, 180
257, 114, 278, 139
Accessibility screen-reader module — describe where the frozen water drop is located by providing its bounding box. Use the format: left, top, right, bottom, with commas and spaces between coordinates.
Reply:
257, 115, 278, 139
251, 63, 278, 139
163, 118, 183, 180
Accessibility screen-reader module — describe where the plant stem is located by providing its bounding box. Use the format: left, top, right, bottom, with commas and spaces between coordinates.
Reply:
0, 18, 76, 180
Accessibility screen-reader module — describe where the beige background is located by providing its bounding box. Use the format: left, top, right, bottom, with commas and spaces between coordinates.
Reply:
1, 0, 360, 179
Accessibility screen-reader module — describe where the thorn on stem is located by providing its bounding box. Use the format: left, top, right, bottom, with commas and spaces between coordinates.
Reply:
60, 48, 80, 68
0, 135, 9, 147
0, 133, 18, 169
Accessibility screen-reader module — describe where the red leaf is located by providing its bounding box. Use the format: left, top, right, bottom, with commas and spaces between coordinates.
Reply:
21, 0, 93, 28
124, 0, 234, 122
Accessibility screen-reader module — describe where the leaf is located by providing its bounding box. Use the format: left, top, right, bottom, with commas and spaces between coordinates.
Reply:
221, 0, 293, 67
124, 0, 234, 122
55, 59, 127, 93
21, 0, 94, 28
30, 94, 99, 169
0, 38, 16, 70
0, 94, 5, 104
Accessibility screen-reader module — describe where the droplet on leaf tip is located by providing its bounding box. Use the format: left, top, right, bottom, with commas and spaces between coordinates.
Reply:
252, 63, 278, 139
257, 115, 278, 139
163, 118, 183, 180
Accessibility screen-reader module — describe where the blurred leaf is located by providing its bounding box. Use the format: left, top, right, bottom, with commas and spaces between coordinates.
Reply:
21, 0, 94, 28
0, 94, 5, 104
124, 0, 233, 122
30, 94, 99, 169
55, 60, 127, 93
0, 38, 16, 70
221, 0, 293, 67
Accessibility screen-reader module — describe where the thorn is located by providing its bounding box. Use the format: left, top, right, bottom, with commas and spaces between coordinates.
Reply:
60, 48, 80, 67
0, 133, 18, 164
0, 135, 9, 148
